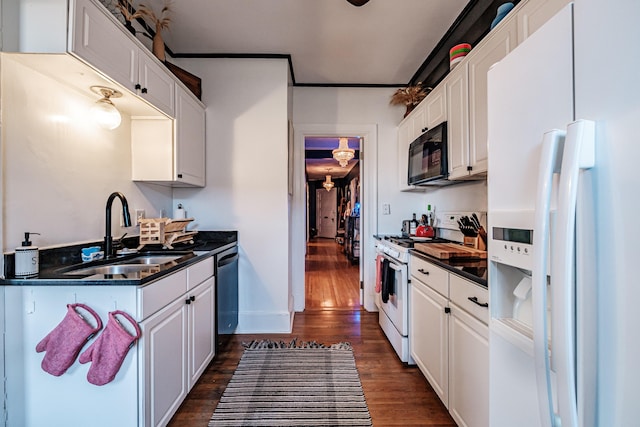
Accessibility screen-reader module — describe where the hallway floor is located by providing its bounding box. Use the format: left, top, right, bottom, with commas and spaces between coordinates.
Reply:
168, 238, 455, 426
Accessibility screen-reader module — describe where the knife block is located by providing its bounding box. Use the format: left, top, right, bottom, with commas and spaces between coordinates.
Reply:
463, 236, 486, 251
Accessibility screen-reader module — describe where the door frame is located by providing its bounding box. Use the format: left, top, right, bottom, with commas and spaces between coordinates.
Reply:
292, 123, 378, 312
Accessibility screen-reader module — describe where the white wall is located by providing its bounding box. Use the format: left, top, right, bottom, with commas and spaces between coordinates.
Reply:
1, 55, 172, 253
172, 58, 292, 333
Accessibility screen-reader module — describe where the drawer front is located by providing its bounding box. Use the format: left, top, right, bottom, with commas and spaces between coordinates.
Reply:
139, 269, 188, 320
450, 274, 489, 324
188, 256, 214, 290
410, 256, 449, 297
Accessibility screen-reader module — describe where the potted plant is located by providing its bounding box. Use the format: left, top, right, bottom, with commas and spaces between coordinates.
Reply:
137, 1, 172, 62
390, 82, 431, 117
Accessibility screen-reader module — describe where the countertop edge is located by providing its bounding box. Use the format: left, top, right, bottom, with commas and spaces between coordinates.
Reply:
410, 249, 488, 288
0, 242, 236, 286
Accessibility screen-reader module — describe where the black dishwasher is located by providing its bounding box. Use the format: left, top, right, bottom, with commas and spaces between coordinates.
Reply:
216, 246, 239, 335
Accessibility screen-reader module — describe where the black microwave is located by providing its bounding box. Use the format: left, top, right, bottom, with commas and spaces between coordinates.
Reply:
408, 121, 451, 186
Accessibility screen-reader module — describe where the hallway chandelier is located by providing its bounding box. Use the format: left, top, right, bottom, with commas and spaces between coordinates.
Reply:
332, 137, 355, 167
322, 172, 334, 191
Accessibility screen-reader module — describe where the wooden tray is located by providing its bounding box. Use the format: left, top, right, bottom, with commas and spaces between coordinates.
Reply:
414, 242, 487, 259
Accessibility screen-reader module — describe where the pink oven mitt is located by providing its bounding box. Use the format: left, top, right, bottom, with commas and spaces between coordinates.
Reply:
79, 310, 142, 386
35, 303, 103, 376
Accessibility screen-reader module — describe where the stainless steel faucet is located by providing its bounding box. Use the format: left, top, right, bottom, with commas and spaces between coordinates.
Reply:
104, 192, 132, 258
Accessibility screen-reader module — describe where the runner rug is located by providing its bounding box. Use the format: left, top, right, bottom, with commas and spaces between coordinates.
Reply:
208, 340, 372, 426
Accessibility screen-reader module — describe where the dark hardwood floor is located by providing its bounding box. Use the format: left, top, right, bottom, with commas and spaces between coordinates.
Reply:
168, 238, 455, 426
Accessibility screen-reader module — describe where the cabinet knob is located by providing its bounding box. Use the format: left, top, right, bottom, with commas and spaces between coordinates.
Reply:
444, 307, 451, 314
141, 87, 148, 94
190, 295, 196, 302
185, 298, 191, 305
135, 83, 141, 90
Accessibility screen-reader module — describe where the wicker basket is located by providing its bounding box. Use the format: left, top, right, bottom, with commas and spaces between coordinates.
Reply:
138, 218, 198, 249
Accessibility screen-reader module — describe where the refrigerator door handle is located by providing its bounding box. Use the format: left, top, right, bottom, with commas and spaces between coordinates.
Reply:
533, 129, 565, 427
553, 119, 595, 427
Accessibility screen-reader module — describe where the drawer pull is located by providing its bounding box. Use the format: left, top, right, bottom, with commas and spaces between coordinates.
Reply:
467, 296, 488, 308
418, 268, 430, 275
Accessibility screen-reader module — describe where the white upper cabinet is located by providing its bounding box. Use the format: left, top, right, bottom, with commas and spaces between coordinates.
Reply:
175, 85, 206, 187
71, 0, 175, 116
445, 63, 470, 180
424, 84, 447, 129
466, 16, 517, 179
517, 0, 571, 43
71, 0, 138, 90
14, 0, 206, 187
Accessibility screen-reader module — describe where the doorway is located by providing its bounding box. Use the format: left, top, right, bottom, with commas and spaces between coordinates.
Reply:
304, 135, 361, 310
291, 124, 378, 313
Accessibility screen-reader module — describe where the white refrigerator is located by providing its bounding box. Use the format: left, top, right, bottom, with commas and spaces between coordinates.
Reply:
487, 1, 640, 426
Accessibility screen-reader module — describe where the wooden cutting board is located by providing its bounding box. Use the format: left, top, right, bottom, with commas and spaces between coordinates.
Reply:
414, 242, 487, 259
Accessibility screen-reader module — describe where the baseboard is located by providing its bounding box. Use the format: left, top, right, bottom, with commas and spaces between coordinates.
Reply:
235, 310, 293, 333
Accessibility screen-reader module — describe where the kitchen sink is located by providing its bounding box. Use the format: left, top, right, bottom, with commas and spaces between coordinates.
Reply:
59, 252, 198, 279
67, 264, 162, 276
120, 255, 184, 265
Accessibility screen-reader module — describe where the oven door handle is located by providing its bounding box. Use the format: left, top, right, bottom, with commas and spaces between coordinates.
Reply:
381, 254, 405, 269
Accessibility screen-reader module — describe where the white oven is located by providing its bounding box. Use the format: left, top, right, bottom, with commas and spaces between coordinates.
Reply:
375, 238, 414, 364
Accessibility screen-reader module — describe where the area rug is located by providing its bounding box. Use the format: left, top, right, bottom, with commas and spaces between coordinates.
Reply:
208, 340, 372, 426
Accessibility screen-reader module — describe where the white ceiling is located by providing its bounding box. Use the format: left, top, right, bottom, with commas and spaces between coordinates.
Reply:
143, 0, 469, 85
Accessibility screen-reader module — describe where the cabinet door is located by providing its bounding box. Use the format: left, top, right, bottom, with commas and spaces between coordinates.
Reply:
140, 297, 188, 427
424, 84, 447, 129
449, 304, 489, 427
71, 0, 138, 92
175, 85, 206, 187
517, 0, 570, 44
397, 120, 413, 191
139, 50, 176, 117
408, 102, 428, 141
468, 18, 517, 177
409, 279, 449, 407
188, 277, 216, 388
446, 63, 470, 180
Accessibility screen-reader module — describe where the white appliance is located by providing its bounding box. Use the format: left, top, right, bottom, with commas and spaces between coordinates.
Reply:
375, 237, 413, 364
487, 2, 640, 426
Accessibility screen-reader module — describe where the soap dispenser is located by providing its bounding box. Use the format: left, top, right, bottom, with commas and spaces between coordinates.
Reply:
15, 232, 40, 278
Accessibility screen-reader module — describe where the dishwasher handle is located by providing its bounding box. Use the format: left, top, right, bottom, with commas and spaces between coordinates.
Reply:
218, 250, 239, 268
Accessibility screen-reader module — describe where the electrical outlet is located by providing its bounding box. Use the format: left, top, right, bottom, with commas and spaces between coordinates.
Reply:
135, 209, 145, 225
382, 203, 391, 215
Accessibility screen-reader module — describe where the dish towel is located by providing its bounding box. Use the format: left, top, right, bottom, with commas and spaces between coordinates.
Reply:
375, 255, 383, 293
35, 303, 103, 376
382, 259, 395, 303
79, 310, 141, 386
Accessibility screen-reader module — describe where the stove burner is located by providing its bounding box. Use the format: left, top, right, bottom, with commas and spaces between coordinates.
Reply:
383, 235, 449, 248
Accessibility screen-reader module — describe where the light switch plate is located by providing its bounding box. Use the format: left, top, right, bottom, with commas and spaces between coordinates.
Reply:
382, 203, 391, 215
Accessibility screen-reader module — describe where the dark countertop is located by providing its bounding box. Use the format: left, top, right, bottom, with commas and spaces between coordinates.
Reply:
1, 231, 237, 286
410, 249, 487, 288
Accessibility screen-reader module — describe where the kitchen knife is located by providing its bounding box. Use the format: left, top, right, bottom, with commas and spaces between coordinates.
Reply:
471, 213, 482, 229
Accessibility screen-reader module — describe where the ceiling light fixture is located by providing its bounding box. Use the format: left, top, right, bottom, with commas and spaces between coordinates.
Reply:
323, 169, 334, 191
332, 137, 355, 168
90, 86, 123, 130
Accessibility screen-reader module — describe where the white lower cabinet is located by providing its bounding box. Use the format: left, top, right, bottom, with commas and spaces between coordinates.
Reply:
188, 277, 216, 386
410, 277, 449, 406
2, 256, 216, 427
410, 254, 489, 426
141, 295, 189, 427
140, 263, 215, 427
449, 302, 489, 427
